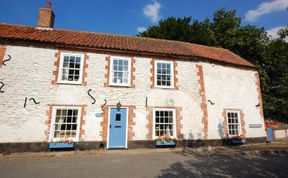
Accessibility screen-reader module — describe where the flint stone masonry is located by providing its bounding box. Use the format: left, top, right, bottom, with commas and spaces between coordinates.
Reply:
0, 45, 266, 144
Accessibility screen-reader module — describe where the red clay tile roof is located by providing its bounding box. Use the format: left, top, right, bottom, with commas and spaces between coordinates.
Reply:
0, 24, 255, 68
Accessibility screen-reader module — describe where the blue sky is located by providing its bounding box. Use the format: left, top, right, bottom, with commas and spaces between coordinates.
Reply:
0, 0, 287, 38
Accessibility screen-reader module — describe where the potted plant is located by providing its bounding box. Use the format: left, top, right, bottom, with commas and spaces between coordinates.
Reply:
230, 134, 246, 145
49, 136, 75, 149
155, 135, 177, 147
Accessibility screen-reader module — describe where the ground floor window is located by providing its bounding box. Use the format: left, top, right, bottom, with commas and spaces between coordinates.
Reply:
51, 106, 81, 141
227, 110, 241, 136
153, 108, 176, 138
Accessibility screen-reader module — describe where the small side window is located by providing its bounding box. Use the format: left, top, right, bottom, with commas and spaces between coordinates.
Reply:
226, 111, 241, 136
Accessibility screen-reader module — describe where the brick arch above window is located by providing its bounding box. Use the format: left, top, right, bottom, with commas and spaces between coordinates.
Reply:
0, 45, 6, 68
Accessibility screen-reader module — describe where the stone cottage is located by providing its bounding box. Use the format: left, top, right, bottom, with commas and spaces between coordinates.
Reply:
0, 2, 266, 152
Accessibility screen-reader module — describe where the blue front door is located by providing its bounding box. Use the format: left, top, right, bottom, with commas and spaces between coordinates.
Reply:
108, 108, 127, 148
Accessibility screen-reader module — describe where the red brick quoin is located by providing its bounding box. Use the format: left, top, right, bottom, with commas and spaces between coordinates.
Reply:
0, 45, 6, 68
255, 72, 264, 118
196, 64, 208, 139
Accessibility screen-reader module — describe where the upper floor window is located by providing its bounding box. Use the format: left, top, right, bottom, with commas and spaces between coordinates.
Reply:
109, 56, 131, 86
227, 110, 241, 136
58, 53, 84, 84
155, 60, 174, 88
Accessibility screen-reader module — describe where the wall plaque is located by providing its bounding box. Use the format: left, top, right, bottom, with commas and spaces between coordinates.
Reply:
249, 124, 262, 128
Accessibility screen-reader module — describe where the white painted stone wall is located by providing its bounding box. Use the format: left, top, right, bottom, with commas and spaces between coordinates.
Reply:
201, 63, 266, 139
274, 130, 287, 139
0, 45, 266, 143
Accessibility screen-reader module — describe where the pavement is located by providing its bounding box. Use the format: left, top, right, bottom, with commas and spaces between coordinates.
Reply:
0, 142, 288, 178
1, 142, 288, 160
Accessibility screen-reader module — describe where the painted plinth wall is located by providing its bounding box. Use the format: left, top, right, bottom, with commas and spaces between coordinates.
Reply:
0, 45, 266, 146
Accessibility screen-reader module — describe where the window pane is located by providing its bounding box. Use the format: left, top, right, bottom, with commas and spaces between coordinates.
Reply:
75, 63, 80, 69
124, 65, 128, 71
119, 65, 123, 71
156, 111, 159, 117
63, 57, 69, 67
62, 69, 68, 80
119, 60, 123, 65
76, 57, 81, 64
69, 58, 75, 68
155, 116, 159, 123
72, 124, 77, 130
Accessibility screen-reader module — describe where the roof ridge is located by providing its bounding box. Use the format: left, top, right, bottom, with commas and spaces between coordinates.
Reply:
0, 23, 230, 51
0, 23, 256, 68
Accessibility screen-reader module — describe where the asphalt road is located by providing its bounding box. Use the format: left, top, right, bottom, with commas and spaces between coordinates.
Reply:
0, 150, 287, 178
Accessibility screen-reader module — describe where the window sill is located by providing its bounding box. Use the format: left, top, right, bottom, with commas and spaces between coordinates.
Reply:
56, 82, 83, 86
48, 142, 75, 149
108, 84, 133, 88
153, 86, 176, 90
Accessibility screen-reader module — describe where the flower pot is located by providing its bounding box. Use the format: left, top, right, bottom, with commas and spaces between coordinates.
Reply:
230, 139, 246, 145
155, 141, 177, 148
49, 143, 75, 149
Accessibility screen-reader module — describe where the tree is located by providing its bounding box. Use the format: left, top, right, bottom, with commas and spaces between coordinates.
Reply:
277, 27, 288, 39
138, 9, 288, 122
263, 39, 288, 120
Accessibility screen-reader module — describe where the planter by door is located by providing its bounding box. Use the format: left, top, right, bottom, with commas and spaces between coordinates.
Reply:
108, 108, 128, 149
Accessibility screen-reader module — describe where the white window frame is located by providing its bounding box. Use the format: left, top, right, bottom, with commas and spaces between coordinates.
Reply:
49, 106, 82, 142
109, 56, 132, 86
57, 52, 85, 84
154, 60, 174, 88
152, 108, 176, 139
226, 110, 241, 136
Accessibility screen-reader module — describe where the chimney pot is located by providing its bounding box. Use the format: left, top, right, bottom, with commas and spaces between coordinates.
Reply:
46, 1, 52, 9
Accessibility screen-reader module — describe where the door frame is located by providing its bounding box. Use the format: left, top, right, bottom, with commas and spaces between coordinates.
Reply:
107, 106, 129, 149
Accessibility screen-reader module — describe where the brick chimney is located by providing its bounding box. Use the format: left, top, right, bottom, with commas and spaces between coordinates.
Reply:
37, 1, 55, 28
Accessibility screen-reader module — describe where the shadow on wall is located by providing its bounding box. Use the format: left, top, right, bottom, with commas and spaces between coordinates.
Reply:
181, 132, 205, 148
156, 152, 288, 178
218, 121, 230, 145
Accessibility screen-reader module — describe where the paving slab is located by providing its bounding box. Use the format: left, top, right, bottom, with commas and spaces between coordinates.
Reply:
1, 142, 288, 160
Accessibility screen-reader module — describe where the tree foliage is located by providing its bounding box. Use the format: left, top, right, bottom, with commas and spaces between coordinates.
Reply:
138, 9, 288, 122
